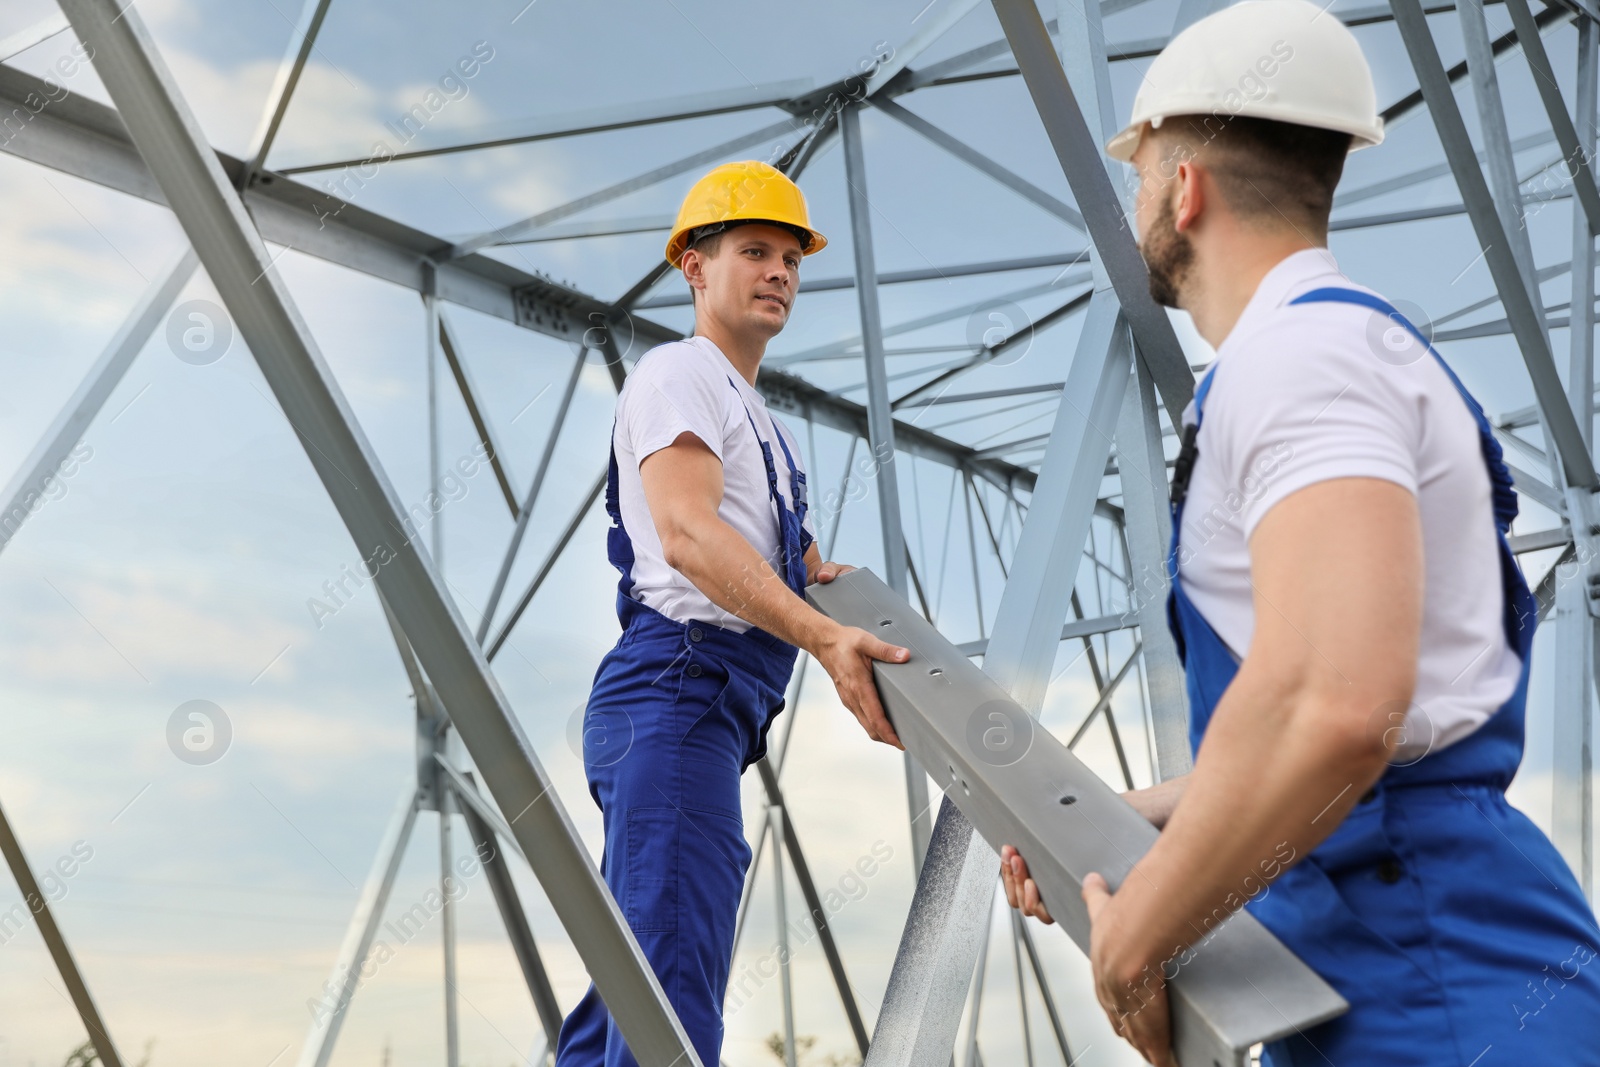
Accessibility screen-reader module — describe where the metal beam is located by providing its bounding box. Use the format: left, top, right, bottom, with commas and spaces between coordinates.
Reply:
1009, 910, 1037, 1067
1392, 0, 1598, 488
898, 382, 1065, 410
842, 104, 910, 601
1115, 355, 1190, 779
494, 214, 676, 246
1504, 0, 1600, 233
0, 62, 1043, 520
891, 287, 1093, 410
476, 351, 585, 644
56, 2, 702, 1060
900, 3, 1472, 91
437, 310, 520, 519
279, 79, 815, 174
0, 13, 69, 63
770, 804, 799, 1067
0, 248, 197, 554
1015, 918, 1073, 1064
440, 781, 460, 1067
842, 102, 934, 876
767, 276, 1085, 367
870, 97, 1085, 230
866, 6, 1160, 1048
486, 470, 606, 661
298, 784, 420, 1067
635, 250, 1088, 310
993, 0, 1194, 423
754, 759, 872, 1055
1334, 129, 1556, 208
1331, 177, 1574, 233
868, 292, 1132, 1066
0, 793, 125, 1067
865, 0, 987, 95
1459, 0, 1545, 321
955, 610, 1137, 657
984, 292, 1130, 715
453, 771, 566, 1042
810, 570, 1349, 1066
241, 0, 334, 183
449, 117, 803, 258
1555, 13, 1599, 899
1384, 1, 1574, 127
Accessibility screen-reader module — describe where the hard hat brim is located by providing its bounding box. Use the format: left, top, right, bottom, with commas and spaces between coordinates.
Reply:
1104, 112, 1385, 164
665, 220, 827, 269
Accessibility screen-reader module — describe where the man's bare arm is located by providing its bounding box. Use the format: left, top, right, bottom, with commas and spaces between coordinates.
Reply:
1007, 478, 1419, 1065
640, 433, 908, 747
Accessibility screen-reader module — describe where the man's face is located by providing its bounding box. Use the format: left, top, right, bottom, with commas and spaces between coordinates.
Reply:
1130, 131, 1195, 310
692, 223, 803, 339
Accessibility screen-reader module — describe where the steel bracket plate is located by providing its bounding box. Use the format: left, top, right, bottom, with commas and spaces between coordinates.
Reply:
808, 570, 1348, 1066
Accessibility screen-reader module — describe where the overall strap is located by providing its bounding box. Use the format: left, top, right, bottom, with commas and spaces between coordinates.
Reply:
604, 420, 636, 599
765, 415, 814, 554
1288, 286, 1520, 534
605, 423, 623, 526
1168, 366, 1219, 511
726, 377, 799, 523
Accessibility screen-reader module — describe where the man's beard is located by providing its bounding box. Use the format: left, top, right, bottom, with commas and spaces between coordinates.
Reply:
1140, 196, 1193, 310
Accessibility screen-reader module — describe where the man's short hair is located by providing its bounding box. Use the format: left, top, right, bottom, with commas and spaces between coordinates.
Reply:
1154, 114, 1352, 238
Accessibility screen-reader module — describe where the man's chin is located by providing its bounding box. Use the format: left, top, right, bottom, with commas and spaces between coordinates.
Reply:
748, 308, 789, 336
1148, 280, 1182, 309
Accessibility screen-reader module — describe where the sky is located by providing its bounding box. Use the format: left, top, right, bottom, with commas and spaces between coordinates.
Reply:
0, 0, 1593, 1065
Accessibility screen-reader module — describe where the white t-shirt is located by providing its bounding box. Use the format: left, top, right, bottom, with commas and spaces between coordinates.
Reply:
1177, 248, 1522, 760
611, 335, 817, 633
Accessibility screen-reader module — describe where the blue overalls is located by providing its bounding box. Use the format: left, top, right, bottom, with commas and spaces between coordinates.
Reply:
1166, 287, 1600, 1065
556, 378, 813, 1067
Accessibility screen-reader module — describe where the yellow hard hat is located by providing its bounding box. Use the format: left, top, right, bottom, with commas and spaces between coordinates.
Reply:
665, 161, 827, 268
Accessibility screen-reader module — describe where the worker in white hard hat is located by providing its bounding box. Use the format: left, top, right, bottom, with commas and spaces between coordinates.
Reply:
556, 160, 910, 1067
1001, 2, 1600, 1064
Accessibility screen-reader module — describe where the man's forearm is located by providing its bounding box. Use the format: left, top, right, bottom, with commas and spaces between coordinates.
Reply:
1098, 666, 1389, 984
666, 514, 834, 652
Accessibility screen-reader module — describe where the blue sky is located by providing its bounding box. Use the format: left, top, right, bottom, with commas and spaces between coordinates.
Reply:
0, 0, 1591, 1065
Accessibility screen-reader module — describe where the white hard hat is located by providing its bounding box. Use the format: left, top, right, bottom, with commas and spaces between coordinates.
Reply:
1105, 0, 1384, 162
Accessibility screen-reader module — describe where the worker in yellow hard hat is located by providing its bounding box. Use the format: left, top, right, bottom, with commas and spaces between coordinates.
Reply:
1001, 2, 1600, 1066
556, 160, 910, 1067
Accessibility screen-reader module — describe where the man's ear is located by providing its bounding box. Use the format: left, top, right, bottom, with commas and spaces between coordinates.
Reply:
681, 248, 708, 298
1174, 158, 1205, 233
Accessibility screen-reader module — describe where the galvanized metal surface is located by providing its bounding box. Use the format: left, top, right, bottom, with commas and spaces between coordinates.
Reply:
810, 570, 1349, 1065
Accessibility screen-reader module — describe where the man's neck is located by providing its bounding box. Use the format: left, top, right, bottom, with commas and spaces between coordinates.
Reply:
695, 319, 765, 386
1184, 235, 1320, 350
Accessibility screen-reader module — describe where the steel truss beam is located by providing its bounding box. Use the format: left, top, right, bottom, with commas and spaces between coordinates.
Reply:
634, 251, 1088, 310
869, 96, 1085, 231
1393, 0, 1596, 488
1556, 12, 1600, 899
241, 0, 333, 184
0, 62, 1040, 496
841, 102, 936, 874
449, 117, 804, 258
437, 311, 521, 519
811, 570, 1347, 1066
0, 248, 196, 553
279, 78, 816, 174
0, 793, 126, 1067
56, 2, 701, 1061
